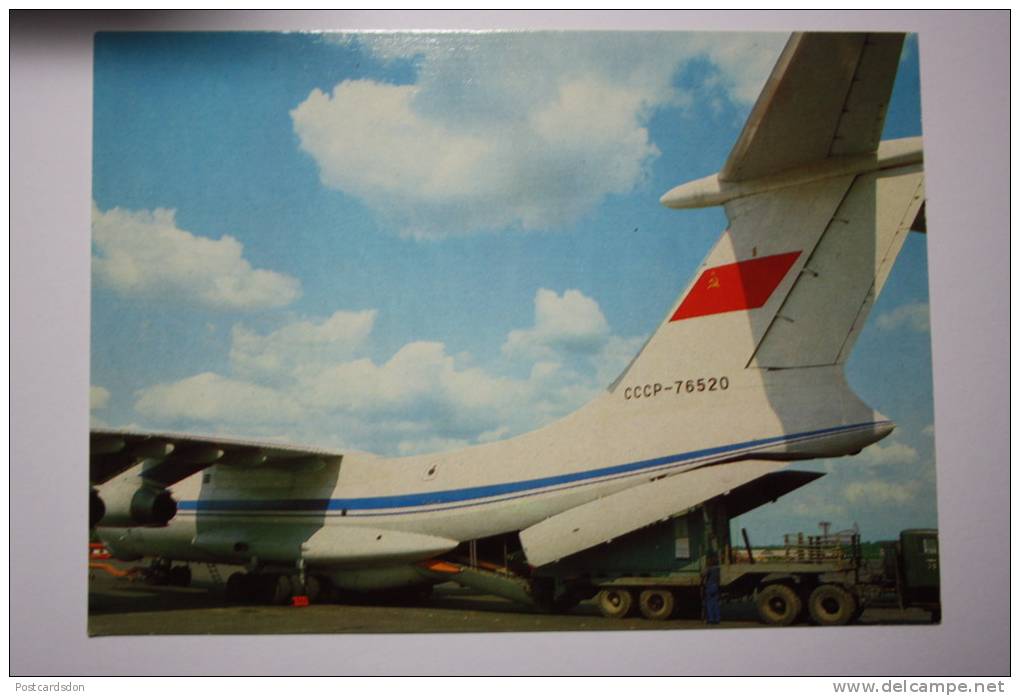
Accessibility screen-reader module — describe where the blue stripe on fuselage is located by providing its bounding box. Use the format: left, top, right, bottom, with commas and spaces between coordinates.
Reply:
177, 421, 885, 514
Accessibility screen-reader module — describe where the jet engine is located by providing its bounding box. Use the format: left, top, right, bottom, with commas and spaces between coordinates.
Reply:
94, 479, 177, 526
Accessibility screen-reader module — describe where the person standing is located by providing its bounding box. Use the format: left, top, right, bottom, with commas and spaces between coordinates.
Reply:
703, 552, 721, 625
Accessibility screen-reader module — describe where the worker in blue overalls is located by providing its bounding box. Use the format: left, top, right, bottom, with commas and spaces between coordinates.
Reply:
703, 551, 721, 625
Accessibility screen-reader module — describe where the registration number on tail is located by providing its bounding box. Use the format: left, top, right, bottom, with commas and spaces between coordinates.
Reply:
623, 376, 730, 400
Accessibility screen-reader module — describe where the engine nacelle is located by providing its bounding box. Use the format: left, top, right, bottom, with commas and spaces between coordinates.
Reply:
95, 478, 177, 527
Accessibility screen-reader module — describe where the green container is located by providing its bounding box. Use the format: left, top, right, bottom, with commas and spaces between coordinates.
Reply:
899, 529, 940, 603
543, 511, 706, 578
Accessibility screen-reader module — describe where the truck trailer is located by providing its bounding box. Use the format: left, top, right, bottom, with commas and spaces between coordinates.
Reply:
417, 470, 941, 626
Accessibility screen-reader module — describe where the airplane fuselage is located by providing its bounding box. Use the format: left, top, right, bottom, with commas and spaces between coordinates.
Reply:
99, 364, 891, 587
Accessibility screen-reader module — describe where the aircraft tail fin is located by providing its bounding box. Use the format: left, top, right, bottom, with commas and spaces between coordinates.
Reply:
614, 31, 923, 387
746, 160, 925, 368
613, 148, 923, 391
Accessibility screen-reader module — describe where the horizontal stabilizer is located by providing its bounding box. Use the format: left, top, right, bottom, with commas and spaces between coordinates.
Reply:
721, 32, 904, 181
519, 460, 786, 567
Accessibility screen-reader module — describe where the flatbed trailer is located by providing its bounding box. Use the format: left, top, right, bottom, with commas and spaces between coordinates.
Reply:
530, 498, 865, 624
417, 470, 940, 626
526, 472, 940, 625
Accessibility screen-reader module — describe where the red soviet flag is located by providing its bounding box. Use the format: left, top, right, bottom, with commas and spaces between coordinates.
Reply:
671, 251, 801, 321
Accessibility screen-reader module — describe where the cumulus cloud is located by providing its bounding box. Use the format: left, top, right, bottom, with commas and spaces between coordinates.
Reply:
788, 497, 848, 522
230, 310, 376, 380
90, 385, 111, 411
858, 439, 919, 467
134, 372, 303, 426
292, 77, 657, 238
844, 479, 921, 506
295, 32, 786, 238
397, 436, 471, 457
503, 288, 611, 359
92, 203, 300, 310
301, 341, 526, 425
876, 301, 931, 333
131, 288, 644, 455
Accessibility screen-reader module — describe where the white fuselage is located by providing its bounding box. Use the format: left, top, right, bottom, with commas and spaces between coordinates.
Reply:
99, 364, 891, 580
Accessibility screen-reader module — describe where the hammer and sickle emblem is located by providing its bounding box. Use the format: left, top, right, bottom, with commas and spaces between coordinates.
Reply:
707, 271, 721, 289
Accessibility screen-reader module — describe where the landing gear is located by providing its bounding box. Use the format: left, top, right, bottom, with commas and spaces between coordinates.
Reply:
168, 566, 192, 587
304, 574, 322, 603
225, 572, 249, 602
223, 571, 332, 605
143, 558, 191, 587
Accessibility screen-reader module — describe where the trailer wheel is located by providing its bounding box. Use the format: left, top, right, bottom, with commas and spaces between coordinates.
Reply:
808, 584, 857, 626
638, 589, 676, 621
597, 588, 634, 619
756, 584, 801, 626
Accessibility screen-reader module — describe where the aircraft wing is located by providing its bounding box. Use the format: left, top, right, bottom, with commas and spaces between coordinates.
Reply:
519, 460, 788, 567
720, 32, 905, 182
89, 428, 344, 487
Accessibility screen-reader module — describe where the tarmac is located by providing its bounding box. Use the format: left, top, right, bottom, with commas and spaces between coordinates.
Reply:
87, 562, 935, 636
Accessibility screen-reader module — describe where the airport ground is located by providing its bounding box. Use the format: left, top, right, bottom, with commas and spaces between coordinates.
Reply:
88, 562, 934, 636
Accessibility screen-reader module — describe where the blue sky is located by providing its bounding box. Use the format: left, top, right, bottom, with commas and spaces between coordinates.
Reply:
90, 31, 935, 542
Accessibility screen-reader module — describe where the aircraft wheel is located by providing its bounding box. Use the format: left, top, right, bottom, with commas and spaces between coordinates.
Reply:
144, 558, 171, 586
168, 566, 191, 587
756, 584, 802, 626
808, 584, 856, 626
638, 588, 676, 621
313, 575, 335, 603
302, 575, 321, 603
224, 571, 251, 600
597, 588, 634, 619
256, 574, 292, 605
225, 572, 249, 603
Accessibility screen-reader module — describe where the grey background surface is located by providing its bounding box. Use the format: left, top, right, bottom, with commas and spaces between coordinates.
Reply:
10, 10, 1010, 675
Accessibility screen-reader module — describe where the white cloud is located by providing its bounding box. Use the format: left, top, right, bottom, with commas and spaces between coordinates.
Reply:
292, 77, 657, 238
593, 334, 649, 387
129, 288, 645, 456
90, 385, 111, 411
295, 32, 786, 238
788, 497, 849, 521
875, 301, 930, 333
503, 288, 611, 359
92, 203, 300, 310
230, 310, 376, 380
844, 479, 921, 506
134, 372, 303, 426
299, 341, 534, 440
858, 439, 919, 467
291, 80, 492, 204
397, 436, 471, 457
686, 33, 788, 104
